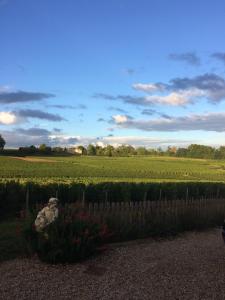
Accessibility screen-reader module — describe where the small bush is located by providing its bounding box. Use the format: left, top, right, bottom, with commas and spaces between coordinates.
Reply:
22, 204, 112, 264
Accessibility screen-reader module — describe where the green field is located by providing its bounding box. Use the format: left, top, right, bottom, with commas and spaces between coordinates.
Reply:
1, 155, 225, 183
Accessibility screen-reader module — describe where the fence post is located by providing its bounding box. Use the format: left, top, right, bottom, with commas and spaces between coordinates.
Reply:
186, 188, 189, 201
217, 187, 220, 198
159, 189, 162, 201
143, 191, 147, 202
105, 190, 108, 202
82, 189, 86, 208
26, 186, 29, 214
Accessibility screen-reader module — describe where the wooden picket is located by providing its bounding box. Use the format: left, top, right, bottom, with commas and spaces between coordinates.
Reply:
82, 197, 225, 232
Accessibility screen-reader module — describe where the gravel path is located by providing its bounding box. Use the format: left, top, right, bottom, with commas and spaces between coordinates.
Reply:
1, 229, 225, 300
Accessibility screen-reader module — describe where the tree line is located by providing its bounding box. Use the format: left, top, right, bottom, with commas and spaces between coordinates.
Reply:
1, 133, 225, 159
79, 144, 225, 159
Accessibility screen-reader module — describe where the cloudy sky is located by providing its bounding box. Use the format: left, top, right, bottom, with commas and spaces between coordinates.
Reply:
1, 0, 225, 148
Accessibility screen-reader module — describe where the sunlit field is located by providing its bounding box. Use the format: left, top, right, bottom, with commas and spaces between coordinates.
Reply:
1, 155, 225, 182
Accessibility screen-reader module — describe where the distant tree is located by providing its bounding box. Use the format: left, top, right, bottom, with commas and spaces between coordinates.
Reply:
166, 146, 177, 156
77, 145, 87, 155
157, 147, 163, 156
116, 145, 136, 156
29, 145, 37, 154
95, 145, 104, 156
186, 144, 215, 159
147, 148, 158, 156
136, 147, 148, 155
19, 146, 31, 155
39, 144, 47, 151
214, 146, 225, 159
0, 135, 6, 151
126, 145, 136, 155
87, 144, 96, 156
176, 148, 188, 157
104, 145, 114, 157
39, 144, 52, 154
52, 147, 64, 153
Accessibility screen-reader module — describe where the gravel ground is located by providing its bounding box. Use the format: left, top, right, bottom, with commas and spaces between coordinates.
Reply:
1, 229, 225, 300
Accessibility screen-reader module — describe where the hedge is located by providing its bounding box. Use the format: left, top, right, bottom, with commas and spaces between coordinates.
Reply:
1, 180, 225, 219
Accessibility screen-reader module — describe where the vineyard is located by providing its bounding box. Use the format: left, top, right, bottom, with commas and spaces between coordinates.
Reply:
1, 155, 225, 181
1, 155, 225, 220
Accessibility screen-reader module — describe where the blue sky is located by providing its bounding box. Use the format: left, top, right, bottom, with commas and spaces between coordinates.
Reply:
1, 0, 225, 148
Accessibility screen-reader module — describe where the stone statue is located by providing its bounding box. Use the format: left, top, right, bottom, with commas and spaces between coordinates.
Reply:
34, 197, 59, 232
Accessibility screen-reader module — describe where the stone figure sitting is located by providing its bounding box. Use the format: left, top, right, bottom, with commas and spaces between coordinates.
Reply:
34, 197, 59, 232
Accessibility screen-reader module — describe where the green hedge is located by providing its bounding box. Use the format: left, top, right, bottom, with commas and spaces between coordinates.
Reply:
1, 180, 225, 219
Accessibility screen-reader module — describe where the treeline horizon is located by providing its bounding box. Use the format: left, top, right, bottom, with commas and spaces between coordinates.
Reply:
2, 143, 225, 160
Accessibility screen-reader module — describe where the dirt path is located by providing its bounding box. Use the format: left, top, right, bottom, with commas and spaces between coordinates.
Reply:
1, 229, 225, 300
11, 156, 56, 163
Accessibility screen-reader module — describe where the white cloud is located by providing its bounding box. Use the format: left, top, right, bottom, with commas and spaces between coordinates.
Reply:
145, 88, 204, 106
0, 112, 17, 124
112, 114, 130, 124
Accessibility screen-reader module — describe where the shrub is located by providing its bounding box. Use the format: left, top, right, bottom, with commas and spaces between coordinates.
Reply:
22, 204, 112, 264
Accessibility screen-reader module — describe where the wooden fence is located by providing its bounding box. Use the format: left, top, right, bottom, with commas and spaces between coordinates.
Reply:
85, 197, 225, 218
82, 198, 225, 237
24, 189, 225, 237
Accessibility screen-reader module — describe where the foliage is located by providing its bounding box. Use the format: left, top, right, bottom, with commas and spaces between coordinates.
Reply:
186, 144, 215, 159
87, 144, 96, 155
22, 205, 111, 264
0, 219, 25, 262
1, 179, 225, 219
4, 142, 225, 159
39, 144, 52, 154
76, 145, 87, 155
1, 196, 224, 263
0, 134, 6, 151
136, 147, 148, 155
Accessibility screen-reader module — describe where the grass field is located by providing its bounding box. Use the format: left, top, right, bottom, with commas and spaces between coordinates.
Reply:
1, 155, 225, 182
